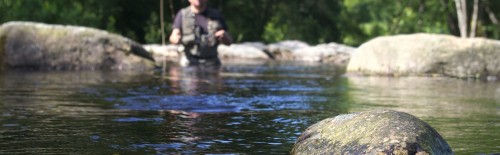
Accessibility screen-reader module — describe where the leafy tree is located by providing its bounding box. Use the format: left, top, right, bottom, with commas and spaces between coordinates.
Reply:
0, 0, 498, 45
339, 0, 453, 45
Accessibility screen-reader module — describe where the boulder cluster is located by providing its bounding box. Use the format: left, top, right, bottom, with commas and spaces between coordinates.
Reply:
2, 22, 499, 80
145, 40, 355, 66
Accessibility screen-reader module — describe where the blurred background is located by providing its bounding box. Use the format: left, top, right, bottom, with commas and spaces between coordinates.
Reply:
1, 0, 498, 46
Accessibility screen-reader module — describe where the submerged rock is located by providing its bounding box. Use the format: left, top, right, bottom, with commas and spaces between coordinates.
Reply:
291, 109, 453, 155
347, 33, 500, 79
0, 21, 155, 70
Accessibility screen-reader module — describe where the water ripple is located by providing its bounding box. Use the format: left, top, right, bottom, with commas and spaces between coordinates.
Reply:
113, 94, 325, 112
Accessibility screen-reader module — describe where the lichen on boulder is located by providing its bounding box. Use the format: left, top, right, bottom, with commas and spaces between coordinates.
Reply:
291, 109, 453, 155
0, 21, 154, 70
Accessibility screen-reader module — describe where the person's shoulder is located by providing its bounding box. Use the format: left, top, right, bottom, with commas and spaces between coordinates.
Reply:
180, 7, 191, 14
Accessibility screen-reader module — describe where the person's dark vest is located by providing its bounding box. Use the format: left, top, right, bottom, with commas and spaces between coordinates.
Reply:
181, 7, 223, 58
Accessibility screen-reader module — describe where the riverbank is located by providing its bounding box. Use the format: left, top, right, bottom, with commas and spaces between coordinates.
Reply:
2, 22, 500, 80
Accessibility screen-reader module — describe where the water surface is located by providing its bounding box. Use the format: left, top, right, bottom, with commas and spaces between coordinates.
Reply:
0, 61, 498, 154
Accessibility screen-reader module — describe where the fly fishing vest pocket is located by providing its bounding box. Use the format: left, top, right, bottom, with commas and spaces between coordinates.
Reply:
180, 7, 223, 58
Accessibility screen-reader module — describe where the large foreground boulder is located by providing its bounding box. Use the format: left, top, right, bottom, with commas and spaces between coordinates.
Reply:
291, 110, 453, 155
347, 33, 500, 79
0, 21, 154, 70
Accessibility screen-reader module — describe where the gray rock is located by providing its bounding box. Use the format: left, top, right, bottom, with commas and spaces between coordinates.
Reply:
292, 42, 355, 65
143, 44, 180, 66
0, 21, 154, 70
218, 42, 270, 59
291, 109, 453, 155
347, 33, 500, 79
240, 42, 268, 51
268, 40, 310, 59
143, 40, 355, 65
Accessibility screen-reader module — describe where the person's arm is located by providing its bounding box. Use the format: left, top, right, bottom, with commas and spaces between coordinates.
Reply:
169, 28, 181, 44
215, 11, 233, 45
215, 30, 233, 45
170, 10, 183, 45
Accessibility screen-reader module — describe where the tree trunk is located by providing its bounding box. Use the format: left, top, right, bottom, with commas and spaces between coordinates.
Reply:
160, 0, 165, 45
469, 0, 479, 37
454, 0, 468, 38
461, 0, 468, 36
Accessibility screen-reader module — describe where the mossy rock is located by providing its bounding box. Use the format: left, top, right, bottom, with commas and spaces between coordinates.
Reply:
291, 110, 453, 155
0, 21, 154, 70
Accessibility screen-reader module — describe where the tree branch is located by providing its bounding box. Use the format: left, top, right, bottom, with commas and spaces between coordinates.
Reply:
454, 0, 467, 38
470, 0, 479, 37
483, 0, 499, 25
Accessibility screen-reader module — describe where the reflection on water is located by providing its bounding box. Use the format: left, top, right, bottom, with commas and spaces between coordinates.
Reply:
348, 77, 500, 117
165, 65, 223, 95
347, 76, 500, 154
0, 61, 498, 154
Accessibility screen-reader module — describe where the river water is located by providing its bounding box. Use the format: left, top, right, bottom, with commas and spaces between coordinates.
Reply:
0, 61, 498, 154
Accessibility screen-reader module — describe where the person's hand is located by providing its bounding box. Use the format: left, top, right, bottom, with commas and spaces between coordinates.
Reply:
169, 29, 181, 44
215, 30, 233, 45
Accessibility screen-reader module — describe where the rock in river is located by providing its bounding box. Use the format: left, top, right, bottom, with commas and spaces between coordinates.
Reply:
0, 21, 154, 70
347, 33, 500, 79
291, 109, 453, 155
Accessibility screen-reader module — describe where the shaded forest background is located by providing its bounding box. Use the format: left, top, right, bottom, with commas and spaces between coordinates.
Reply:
0, 0, 499, 46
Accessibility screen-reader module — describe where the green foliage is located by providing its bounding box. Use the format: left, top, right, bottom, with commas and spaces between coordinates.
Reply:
262, 17, 287, 43
0, 0, 498, 46
144, 12, 171, 44
144, 13, 161, 44
339, 0, 454, 45
219, 0, 341, 44
106, 16, 117, 33
0, 0, 160, 43
485, 0, 500, 38
215, 0, 276, 43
